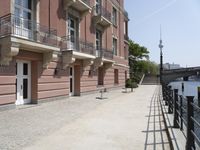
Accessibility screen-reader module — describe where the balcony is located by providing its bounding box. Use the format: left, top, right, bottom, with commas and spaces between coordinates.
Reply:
124, 10, 129, 21
92, 5, 112, 29
63, 0, 91, 17
94, 47, 114, 69
0, 14, 59, 66
61, 36, 95, 68
124, 34, 129, 42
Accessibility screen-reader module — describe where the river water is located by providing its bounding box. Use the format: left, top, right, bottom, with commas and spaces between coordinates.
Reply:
169, 81, 200, 98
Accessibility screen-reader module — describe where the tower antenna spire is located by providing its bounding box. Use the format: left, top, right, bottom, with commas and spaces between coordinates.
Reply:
160, 25, 162, 41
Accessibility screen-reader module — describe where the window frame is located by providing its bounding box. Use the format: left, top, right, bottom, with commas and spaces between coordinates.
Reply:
112, 7, 117, 26
112, 37, 117, 56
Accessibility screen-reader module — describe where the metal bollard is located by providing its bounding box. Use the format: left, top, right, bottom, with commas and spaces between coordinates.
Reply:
186, 96, 195, 150
179, 95, 183, 131
173, 89, 179, 128
168, 88, 173, 114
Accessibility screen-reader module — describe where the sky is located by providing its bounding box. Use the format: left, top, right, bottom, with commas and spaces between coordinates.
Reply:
124, 0, 200, 67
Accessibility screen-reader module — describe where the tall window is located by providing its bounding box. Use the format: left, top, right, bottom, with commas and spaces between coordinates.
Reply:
96, 29, 102, 48
112, 7, 117, 26
96, 0, 101, 14
14, 0, 32, 37
124, 21, 128, 35
112, 38, 117, 55
68, 16, 77, 49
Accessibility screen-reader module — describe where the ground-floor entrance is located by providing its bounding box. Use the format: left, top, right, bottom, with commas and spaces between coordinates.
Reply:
69, 67, 74, 96
15, 60, 31, 105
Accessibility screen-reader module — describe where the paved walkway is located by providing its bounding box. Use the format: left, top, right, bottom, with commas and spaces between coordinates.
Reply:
0, 85, 171, 150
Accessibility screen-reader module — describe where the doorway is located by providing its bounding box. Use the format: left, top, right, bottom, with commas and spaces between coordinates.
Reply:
16, 60, 31, 105
69, 67, 74, 96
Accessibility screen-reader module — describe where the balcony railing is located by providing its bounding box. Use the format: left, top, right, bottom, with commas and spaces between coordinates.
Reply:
61, 35, 95, 56
124, 34, 129, 41
96, 46, 113, 60
82, 0, 90, 6
94, 5, 111, 22
124, 10, 129, 19
0, 14, 58, 47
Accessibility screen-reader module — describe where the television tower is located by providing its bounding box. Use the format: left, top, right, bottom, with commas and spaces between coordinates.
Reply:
159, 26, 163, 84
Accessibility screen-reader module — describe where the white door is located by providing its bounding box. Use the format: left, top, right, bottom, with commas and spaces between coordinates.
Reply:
16, 60, 31, 105
69, 67, 74, 96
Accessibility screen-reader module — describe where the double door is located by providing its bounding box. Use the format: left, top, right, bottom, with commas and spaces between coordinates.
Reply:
16, 60, 31, 105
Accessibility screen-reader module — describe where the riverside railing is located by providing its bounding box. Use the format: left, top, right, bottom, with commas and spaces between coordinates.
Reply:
162, 85, 200, 150
0, 14, 58, 47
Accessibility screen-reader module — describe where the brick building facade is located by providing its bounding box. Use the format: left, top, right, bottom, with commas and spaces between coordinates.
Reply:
0, 0, 129, 106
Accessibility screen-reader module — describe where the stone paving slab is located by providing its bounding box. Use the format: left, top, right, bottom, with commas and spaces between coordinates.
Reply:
0, 86, 170, 150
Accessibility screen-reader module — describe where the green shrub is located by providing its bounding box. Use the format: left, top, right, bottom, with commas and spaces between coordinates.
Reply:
125, 79, 138, 88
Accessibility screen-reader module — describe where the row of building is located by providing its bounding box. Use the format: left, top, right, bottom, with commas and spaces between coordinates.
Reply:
0, 0, 129, 107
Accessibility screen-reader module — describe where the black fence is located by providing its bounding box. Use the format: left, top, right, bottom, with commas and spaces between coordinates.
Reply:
162, 85, 200, 150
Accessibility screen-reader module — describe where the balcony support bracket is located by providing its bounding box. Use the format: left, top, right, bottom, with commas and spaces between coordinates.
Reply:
83, 59, 93, 68
62, 51, 76, 69
93, 57, 103, 69
104, 62, 114, 70
0, 41, 19, 65
43, 51, 58, 69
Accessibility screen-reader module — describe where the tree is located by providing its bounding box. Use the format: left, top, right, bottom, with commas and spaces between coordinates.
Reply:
128, 40, 158, 83
128, 40, 149, 60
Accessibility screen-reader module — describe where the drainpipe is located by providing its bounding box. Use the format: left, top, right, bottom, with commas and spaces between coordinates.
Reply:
49, 0, 51, 33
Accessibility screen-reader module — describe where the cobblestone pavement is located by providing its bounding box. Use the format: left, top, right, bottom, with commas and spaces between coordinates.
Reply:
0, 89, 129, 150
0, 86, 170, 150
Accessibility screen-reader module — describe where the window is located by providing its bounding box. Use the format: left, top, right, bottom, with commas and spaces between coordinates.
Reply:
68, 16, 78, 49
14, 0, 33, 38
114, 69, 119, 84
112, 38, 117, 55
112, 7, 117, 26
96, 29, 102, 49
15, 0, 32, 25
96, 0, 101, 14
124, 21, 128, 36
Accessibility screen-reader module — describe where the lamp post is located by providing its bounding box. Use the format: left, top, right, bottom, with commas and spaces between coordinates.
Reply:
159, 29, 163, 84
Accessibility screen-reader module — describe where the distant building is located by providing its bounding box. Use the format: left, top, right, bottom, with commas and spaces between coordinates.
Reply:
163, 63, 181, 70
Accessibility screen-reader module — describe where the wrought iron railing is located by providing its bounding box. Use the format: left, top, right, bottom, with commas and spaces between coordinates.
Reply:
103, 48, 113, 60
82, 0, 91, 6
124, 34, 129, 41
124, 10, 129, 19
96, 46, 113, 60
94, 5, 111, 22
0, 14, 58, 47
61, 35, 95, 55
